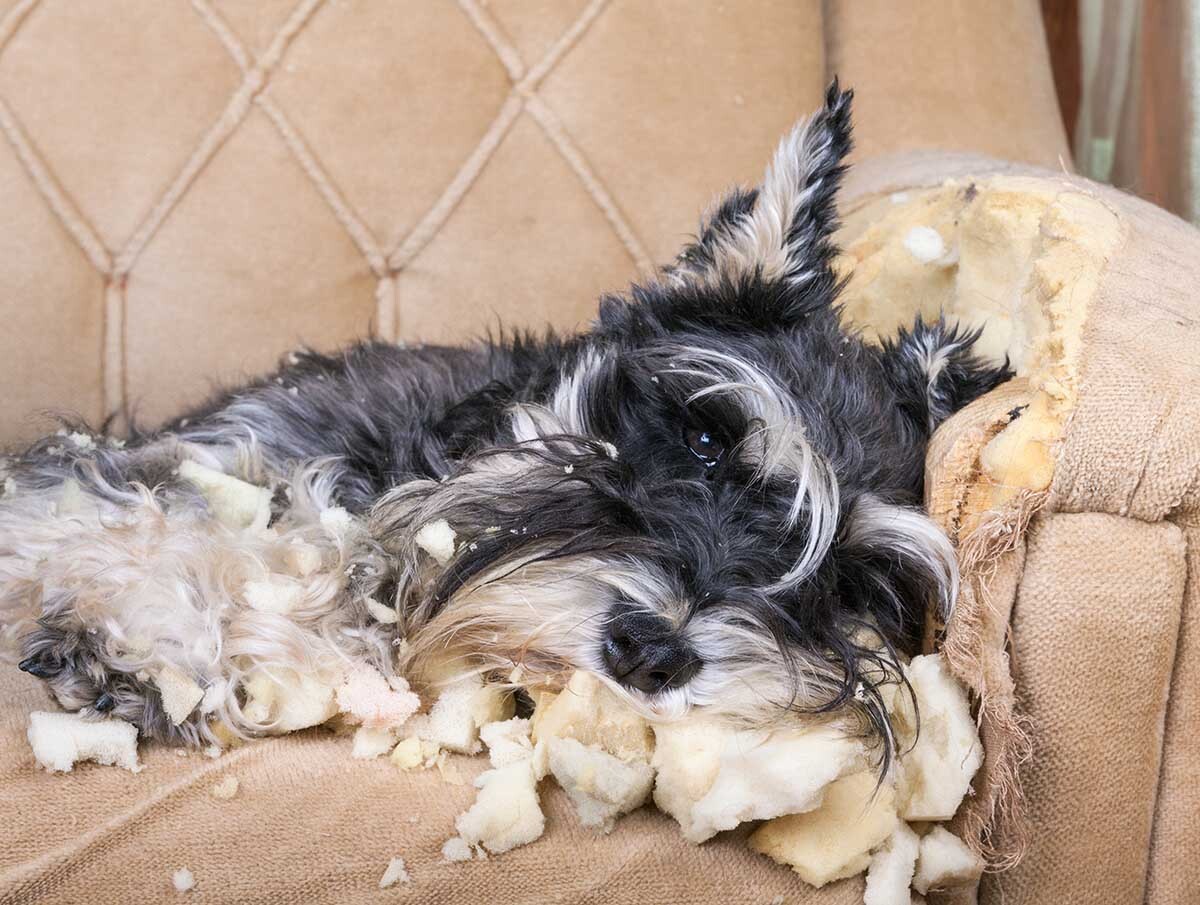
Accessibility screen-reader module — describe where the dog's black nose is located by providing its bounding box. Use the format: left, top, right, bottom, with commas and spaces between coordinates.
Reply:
601, 604, 701, 695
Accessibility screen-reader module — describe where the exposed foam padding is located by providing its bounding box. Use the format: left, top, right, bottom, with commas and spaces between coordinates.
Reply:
835, 176, 1124, 527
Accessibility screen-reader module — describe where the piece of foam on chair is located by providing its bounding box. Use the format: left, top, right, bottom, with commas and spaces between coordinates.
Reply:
351, 726, 398, 759
530, 670, 654, 763
893, 654, 983, 821
153, 665, 205, 725
27, 710, 142, 773
480, 717, 534, 768
912, 826, 984, 894
335, 666, 421, 730
417, 676, 514, 755
178, 460, 271, 533
863, 821, 921, 905
544, 735, 655, 832
243, 668, 339, 732
652, 716, 865, 843
451, 757, 545, 855
748, 770, 898, 887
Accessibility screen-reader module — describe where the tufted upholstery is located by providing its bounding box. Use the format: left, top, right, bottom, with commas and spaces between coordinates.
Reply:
0, 0, 828, 440
0, 0, 1069, 445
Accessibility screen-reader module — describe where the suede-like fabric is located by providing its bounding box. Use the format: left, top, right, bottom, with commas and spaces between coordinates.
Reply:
0, 0, 824, 440
5, 4, 1198, 905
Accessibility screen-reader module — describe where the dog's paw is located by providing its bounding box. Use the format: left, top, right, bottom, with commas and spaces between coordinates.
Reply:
18, 613, 198, 744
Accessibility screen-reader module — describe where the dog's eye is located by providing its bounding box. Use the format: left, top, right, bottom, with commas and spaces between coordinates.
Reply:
684, 427, 725, 467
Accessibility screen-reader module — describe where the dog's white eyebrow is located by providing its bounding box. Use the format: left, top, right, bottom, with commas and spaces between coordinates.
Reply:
659, 344, 840, 588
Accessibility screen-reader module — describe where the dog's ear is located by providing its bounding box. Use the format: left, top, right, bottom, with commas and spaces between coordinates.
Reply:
669, 81, 853, 293
880, 318, 1014, 435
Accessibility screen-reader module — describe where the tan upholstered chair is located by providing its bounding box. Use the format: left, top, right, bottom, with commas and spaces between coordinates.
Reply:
2, 3, 1196, 904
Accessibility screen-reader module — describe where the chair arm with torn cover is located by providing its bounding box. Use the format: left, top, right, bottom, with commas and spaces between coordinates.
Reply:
836, 151, 1200, 905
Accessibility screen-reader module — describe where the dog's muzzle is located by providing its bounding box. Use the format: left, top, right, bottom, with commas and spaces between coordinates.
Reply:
600, 602, 701, 695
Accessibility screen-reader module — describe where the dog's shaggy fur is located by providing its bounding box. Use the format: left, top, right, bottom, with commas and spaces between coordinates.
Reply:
0, 85, 1008, 763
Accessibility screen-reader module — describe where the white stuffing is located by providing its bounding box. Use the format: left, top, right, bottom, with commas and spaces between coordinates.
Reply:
453, 757, 544, 854
177, 460, 271, 533
894, 655, 983, 821
210, 775, 239, 800
748, 771, 898, 888
441, 837, 474, 863
544, 736, 655, 832
351, 726, 398, 759
171, 867, 195, 893
415, 676, 513, 755
652, 717, 865, 843
241, 575, 306, 615
479, 717, 534, 768
378, 856, 410, 888
153, 666, 205, 725
864, 822, 921, 905
530, 670, 654, 763
335, 666, 420, 729
414, 518, 457, 564
27, 711, 141, 773
318, 506, 353, 539
912, 826, 985, 895
243, 668, 340, 732
902, 225, 946, 264
364, 597, 398, 624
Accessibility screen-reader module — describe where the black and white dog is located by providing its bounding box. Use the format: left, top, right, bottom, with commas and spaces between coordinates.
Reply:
1, 85, 1007, 757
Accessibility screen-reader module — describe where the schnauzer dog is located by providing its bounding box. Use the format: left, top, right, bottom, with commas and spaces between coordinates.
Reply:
1, 84, 1007, 759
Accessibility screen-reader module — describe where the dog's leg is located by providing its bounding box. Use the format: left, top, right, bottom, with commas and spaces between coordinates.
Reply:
0, 381, 398, 743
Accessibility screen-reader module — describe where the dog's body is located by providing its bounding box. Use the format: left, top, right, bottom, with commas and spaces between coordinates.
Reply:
1, 87, 1008, 758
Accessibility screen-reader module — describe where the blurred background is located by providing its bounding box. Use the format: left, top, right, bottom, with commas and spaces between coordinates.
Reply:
1045, 0, 1198, 221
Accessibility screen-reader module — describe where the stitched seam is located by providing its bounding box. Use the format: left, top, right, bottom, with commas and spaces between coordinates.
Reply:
0, 0, 38, 57
458, 0, 655, 276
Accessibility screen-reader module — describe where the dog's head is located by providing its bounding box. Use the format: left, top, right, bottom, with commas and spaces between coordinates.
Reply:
374, 85, 1005, 753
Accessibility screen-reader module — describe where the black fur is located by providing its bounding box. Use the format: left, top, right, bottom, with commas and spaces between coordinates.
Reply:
5, 85, 1009, 762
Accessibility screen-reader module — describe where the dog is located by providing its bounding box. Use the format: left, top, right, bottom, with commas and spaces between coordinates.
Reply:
0, 84, 1008, 763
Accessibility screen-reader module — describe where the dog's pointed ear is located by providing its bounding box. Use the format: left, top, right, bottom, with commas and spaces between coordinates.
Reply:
669, 81, 853, 293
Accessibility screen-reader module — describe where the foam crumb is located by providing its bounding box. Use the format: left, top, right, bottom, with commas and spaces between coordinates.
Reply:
902, 225, 946, 264
864, 822, 920, 905
319, 506, 353, 538
912, 826, 984, 894
242, 575, 306, 615
203, 745, 223, 759
364, 597, 398, 624
479, 717, 534, 768
545, 736, 654, 833
336, 667, 420, 730
28, 711, 141, 773
378, 856, 410, 888
210, 775, 239, 800
653, 717, 864, 843
178, 460, 271, 532
352, 726, 398, 759
414, 519, 457, 565
893, 654, 983, 821
749, 771, 897, 887
442, 837, 473, 863
454, 758, 544, 854
171, 868, 195, 893
154, 666, 205, 726
243, 668, 339, 732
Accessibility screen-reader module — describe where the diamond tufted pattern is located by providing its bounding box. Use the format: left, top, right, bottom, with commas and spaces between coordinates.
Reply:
0, 0, 823, 440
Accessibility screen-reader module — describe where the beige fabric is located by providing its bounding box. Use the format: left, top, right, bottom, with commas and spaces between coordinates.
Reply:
10, 4, 1200, 905
825, 0, 1071, 170
0, 0, 823, 440
838, 154, 1200, 904
0, 668, 868, 905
